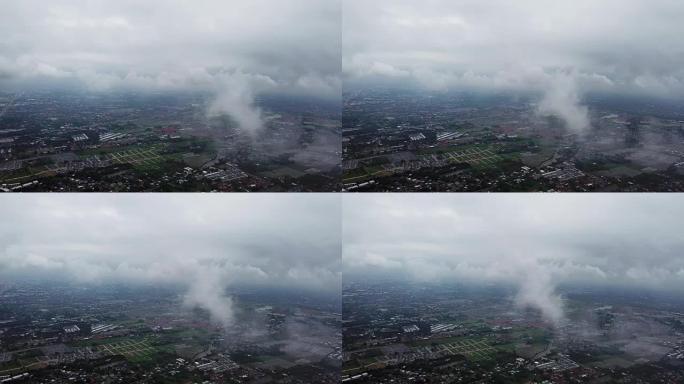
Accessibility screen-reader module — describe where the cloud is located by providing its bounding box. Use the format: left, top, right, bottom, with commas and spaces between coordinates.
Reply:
183, 267, 235, 327
207, 71, 277, 134
343, 194, 684, 324
343, 0, 684, 100
536, 72, 590, 133
0, 194, 341, 326
514, 261, 564, 325
0, 0, 341, 133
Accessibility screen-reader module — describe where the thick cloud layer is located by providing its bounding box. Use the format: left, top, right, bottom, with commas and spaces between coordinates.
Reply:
0, 0, 340, 94
343, 194, 684, 324
0, 0, 341, 132
0, 194, 341, 325
344, 0, 684, 101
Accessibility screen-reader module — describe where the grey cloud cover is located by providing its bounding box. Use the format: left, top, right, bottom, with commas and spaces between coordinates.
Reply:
3, 0, 682, 101
0, 194, 341, 324
0, 0, 341, 99
343, 0, 684, 99
343, 194, 684, 323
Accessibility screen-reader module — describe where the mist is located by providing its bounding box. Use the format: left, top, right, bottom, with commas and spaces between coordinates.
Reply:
514, 263, 564, 325
343, 194, 684, 326
182, 267, 236, 327
207, 71, 276, 134
0, 0, 341, 134
0, 194, 341, 327
344, 0, 684, 109
536, 73, 590, 133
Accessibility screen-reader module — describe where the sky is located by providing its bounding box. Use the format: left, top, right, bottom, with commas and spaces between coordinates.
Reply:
0, 0, 341, 100
0, 194, 341, 325
343, 194, 684, 324
343, 0, 684, 100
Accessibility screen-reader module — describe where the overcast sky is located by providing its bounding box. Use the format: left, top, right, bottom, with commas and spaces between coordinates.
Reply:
0, 194, 340, 323
0, 0, 340, 99
0, 194, 340, 288
343, 0, 684, 99
344, 194, 684, 323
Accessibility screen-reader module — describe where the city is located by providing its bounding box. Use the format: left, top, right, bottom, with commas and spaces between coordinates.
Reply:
343, 89, 684, 192
0, 91, 340, 192
343, 280, 684, 383
4, 1, 684, 383
0, 0, 340, 192
342, 0, 684, 192
0, 281, 340, 384
0, 194, 342, 383
342, 194, 684, 383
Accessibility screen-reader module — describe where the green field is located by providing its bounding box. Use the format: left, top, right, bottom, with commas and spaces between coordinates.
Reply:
342, 165, 392, 183
97, 338, 159, 363
108, 147, 163, 168
78, 143, 156, 157
413, 336, 498, 361
343, 336, 501, 377
0, 165, 56, 183
416, 143, 478, 155
439, 339, 498, 361
77, 137, 215, 172
438, 146, 503, 169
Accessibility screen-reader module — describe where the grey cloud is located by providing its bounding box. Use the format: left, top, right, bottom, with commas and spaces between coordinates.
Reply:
343, 0, 684, 100
343, 194, 684, 324
0, 0, 341, 132
0, 194, 341, 325
536, 72, 590, 133
0, 0, 340, 85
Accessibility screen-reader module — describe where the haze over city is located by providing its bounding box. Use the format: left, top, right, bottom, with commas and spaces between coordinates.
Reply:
342, 194, 684, 382
342, 1, 684, 192
0, 0, 341, 192
0, 194, 341, 321
4, 1, 684, 382
0, 194, 342, 383
344, 194, 684, 323
344, 0, 684, 102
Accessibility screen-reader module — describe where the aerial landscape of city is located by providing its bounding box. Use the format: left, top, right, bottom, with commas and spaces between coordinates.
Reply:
0, 0, 340, 192
342, 89, 684, 192
342, 194, 684, 383
0, 281, 340, 383
0, 91, 340, 192
5, 0, 684, 382
0, 194, 342, 383
343, 280, 684, 383
342, 0, 684, 192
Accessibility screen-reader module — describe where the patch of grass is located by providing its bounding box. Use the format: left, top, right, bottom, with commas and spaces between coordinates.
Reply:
71, 335, 136, 347
97, 338, 158, 362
